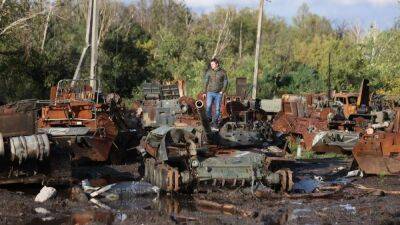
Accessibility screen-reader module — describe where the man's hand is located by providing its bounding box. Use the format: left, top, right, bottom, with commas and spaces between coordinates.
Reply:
202, 93, 206, 98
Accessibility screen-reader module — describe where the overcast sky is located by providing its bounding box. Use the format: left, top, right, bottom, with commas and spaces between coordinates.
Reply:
181, 0, 399, 30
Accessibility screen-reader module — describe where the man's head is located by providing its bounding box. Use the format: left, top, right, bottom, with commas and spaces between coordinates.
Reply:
210, 58, 219, 70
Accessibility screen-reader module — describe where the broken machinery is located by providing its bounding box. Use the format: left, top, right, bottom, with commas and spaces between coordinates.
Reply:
353, 108, 400, 175
37, 79, 142, 165
0, 100, 70, 185
140, 100, 293, 193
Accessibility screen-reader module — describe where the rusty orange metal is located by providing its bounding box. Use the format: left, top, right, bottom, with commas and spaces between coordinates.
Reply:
353, 108, 400, 175
38, 79, 119, 163
196, 93, 251, 121
333, 92, 358, 118
0, 101, 37, 137
353, 133, 400, 175
272, 94, 334, 150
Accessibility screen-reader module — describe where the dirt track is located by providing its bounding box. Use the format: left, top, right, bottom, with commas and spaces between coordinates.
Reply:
1, 158, 400, 225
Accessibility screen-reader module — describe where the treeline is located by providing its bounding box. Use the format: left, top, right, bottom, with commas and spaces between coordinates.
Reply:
0, 0, 399, 102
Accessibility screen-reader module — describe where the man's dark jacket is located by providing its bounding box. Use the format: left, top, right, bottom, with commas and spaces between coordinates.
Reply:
204, 67, 228, 93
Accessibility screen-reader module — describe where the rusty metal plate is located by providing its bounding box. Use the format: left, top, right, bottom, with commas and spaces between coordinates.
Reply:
0, 111, 36, 137
353, 132, 400, 175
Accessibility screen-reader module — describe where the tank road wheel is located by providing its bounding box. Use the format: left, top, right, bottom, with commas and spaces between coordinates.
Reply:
276, 169, 294, 192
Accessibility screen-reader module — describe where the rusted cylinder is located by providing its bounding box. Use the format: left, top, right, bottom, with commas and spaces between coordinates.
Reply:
10, 134, 50, 164
195, 100, 212, 140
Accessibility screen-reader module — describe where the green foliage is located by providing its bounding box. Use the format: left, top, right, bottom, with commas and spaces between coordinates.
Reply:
0, 1, 400, 102
100, 23, 158, 97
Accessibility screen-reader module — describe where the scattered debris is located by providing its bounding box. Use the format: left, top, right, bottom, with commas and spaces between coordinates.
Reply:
351, 184, 400, 195
34, 186, 56, 203
90, 184, 116, 198
346, 170, 364, 177
114, 212, 128, 223
89, 198, 112, 210
340, 204, 356, 214
41, 217, 55, 221
195, 199, 257, 218
81, 179, 100, 193
34, 207, 50, 214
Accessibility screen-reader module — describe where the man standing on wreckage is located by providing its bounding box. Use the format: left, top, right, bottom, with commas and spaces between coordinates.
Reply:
203, 58, 228, 130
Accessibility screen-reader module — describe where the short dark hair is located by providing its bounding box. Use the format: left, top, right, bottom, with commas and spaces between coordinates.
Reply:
210, 58, 219, 65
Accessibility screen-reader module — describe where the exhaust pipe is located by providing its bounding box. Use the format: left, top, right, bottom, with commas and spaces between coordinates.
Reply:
195, 100, 212, 141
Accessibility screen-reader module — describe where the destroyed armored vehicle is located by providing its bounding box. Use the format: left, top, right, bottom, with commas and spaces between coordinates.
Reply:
0, 100, 70, 185
140, 100, 293, 192
271, 79, 391, 154
38, 79, 142, 165
0, 79, 144, 184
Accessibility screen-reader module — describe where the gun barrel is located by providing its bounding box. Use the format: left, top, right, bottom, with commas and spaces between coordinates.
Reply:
195, 100, 212, 140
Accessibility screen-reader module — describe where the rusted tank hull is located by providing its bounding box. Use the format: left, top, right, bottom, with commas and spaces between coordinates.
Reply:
353, 132, 400, 175
141, 124, 293, 193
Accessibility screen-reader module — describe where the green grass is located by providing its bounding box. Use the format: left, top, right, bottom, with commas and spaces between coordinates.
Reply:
293, 151, 348, 160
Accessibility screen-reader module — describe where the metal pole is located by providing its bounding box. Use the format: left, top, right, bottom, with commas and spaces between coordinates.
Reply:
327, 52, 332, 100
90, 0, 98, 91
252, 0, 264, 100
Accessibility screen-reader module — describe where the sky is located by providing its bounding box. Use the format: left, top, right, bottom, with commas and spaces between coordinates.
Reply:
181, 0, 399, 30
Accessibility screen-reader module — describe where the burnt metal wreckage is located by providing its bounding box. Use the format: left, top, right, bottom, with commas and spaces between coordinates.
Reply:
353, 108, 400, 175
140, 96, 293, 193
271, 79, 395, 155
37, 79, 142, 165
0, 79, 143, 185
3, 74, 400, 192
0, 100, 62, 185
139, 81, 199, 129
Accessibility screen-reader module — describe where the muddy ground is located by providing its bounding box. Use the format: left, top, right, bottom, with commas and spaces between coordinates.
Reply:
1, 158, 400, 225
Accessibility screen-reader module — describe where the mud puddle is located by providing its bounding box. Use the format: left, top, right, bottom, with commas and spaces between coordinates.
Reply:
98, 193, 215, 215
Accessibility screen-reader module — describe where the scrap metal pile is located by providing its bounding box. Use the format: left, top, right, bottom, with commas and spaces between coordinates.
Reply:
271, 79, 395, 155
2, 75, 400, 196
0, 79, 142, 185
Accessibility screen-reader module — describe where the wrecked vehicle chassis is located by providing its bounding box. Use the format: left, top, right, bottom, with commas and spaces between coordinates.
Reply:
141, 100, 293, 192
